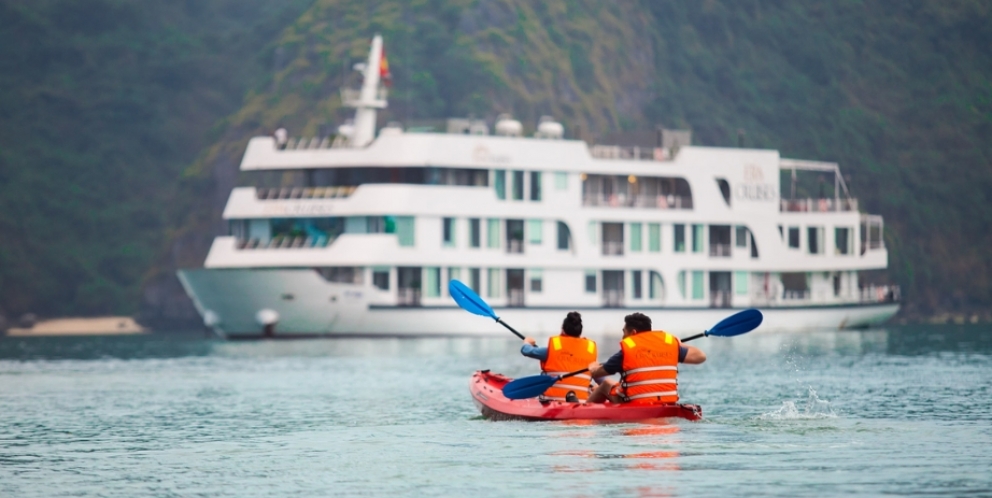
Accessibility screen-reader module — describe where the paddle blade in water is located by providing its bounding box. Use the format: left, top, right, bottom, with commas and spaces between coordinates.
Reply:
449, 279, 497, 319
708, 308, 763, 337
502, 374, 558, 400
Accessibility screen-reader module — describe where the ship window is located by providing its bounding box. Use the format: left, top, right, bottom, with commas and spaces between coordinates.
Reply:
443, 217, 455, 247
648, 223, 661, 252
469, 218, 481, 248
630, 223, 642, 252
650, 271, 665, 300
512, 170, 524, 200
494, 170, 506, 200
469, 268, 481, 294
530, 171, 542, 201
487, 268, 501, 298
735, 271, 748, 295
632, 270, 643, 299
530, 269, 543, 292
678, 271, 686, 298
506, 219, 524, 253
373, 268, 389, 290
692, 224, 704, 253
674, 224, 686, 252
692, 271, 705, 300
808, 227, 824, 255
716, 178, 731, 206
788, 227, 800, 249
396, 217, 415, 247
527, 219, 542, 244
425, 267, 441, 298
317, 267, 364, 284
585, 271, 597, 293
735, 226, 748, 247
588, 221, 598, 246
835, 227, 850, 255
447, 267, 460, 292
556, 221, 571, 251
750, 229, 759, 259
555, 171, 568, 190
487, 219, 500, 248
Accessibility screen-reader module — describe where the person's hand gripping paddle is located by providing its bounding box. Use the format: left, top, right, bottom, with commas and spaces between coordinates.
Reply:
500, 308, 763, 400
448, 279, 526, 339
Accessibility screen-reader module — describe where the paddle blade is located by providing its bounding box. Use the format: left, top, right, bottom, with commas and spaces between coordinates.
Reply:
449, 279, 497, 319
502, 374, 557, 400
707, 308, 763, 337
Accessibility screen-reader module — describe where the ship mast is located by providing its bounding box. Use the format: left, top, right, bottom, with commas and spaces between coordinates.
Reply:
342, 34, 388, 148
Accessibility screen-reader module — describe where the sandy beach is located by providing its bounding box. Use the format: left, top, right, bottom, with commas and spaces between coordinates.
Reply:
5, 317, 146, 337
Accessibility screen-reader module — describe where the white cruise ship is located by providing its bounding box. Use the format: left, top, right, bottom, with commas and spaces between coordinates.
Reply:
178, 35, 899, 338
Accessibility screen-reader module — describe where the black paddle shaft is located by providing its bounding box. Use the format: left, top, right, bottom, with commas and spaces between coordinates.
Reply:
496, 319, 525, 340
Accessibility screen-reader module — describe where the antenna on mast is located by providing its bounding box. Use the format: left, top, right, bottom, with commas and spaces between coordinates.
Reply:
340, 34, 388, 147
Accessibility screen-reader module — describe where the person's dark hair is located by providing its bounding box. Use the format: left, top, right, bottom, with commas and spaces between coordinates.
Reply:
624, 312, 652, 333
561, 311, 583, 337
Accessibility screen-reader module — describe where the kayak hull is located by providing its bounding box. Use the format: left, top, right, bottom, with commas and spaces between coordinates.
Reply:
470, 370, 702, 422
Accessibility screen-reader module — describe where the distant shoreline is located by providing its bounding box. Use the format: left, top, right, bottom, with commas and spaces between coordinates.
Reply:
4, 317, 146, 337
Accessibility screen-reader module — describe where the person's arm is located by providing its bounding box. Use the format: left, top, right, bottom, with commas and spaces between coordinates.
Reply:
589, 350, 623, 378
520, 337, 548, 361
681, 344, 706, 364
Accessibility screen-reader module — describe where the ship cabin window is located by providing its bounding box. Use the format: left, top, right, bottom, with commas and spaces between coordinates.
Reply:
425, 267, 441, 298
263, 217, 343, 248
527, 219, 542, 244
447, 267, 460, 290
630, 223, 643, 252
602, 223, 624, 256
649, 271, 665, 300
494, 170, 506, 200
555, 171, 568, 190
556, 221, 572, 251
716, 178, 731, 206
507, 269, 525, 307
692, 271, 705, 300
469, 268, 481, 294
782, 272, 809, 300
530, 269, 543, 292
487, 219, 500, 248
487, 268, 502, 298
266, 166, 489, 189
317, 267, 364, 284
395, 216, 415, 247
443, 217, 455, 247
512, 170, 524, 200
530, 171, 542, 201
735, 226, 748, 248
372, 268, 389, 290
506, 219, 524, 253
674, 224, 686, 252
788, 226, 800, 249
835, 227, 851, 255
585, 271, 597, 293
735, 271, 748, 295
678, 271, 686, 298
397, 267, 422, 306
469, 218, 481, 248
632, 270, 643, 299
808, 226, 824, 255
709, 225, 731, 257
692, 224, 705, 253
582, 174, 692, 209
648, 223, 661, 252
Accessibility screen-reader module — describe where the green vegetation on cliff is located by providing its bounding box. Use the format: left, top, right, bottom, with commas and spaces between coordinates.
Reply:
1, 0, 989, 321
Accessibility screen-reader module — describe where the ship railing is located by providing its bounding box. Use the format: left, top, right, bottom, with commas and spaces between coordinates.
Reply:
782, 290, 810, 301
236, 235, 333, 250
276, 136, 334, 150
603, 290, 624, 308
507, 289, 525, 308
397, 288, 422, 307
709, 243, 732, 257
780, 198, 858, 212
710, 290, 732, 308
860, 285, 900, 303
589, 145, 671, 161
255, 186, 357, 200
602, 241, 624, 256
583, 194, 692, 209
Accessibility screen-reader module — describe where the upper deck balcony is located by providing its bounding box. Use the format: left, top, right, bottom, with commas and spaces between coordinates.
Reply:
582, 174, 692, 210
779, 158, 859, 214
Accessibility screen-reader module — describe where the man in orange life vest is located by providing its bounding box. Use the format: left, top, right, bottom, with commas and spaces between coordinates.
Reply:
587, 312, 706, 404
520, 312, 597, 402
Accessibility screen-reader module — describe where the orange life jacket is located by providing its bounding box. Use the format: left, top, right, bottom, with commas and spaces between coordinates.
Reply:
619, 331, 680, 404
540, 335, 597, 402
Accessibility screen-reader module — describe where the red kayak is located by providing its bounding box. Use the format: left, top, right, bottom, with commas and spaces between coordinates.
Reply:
470, 370, 702, 422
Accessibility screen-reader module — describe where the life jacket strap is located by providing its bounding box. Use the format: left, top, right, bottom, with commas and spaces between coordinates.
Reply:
624, 366, 678, 375
545, 371, 592, 381
627, 391, 678, 400
624, 379, 678, 388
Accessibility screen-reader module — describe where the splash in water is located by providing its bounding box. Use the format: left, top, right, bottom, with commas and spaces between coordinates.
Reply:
760, 386, 837, 420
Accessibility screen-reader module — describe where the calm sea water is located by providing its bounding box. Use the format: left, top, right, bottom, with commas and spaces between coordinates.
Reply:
1, 325, 990, 497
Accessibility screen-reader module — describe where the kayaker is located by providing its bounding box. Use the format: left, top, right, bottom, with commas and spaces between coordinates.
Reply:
586, 312, 706, 404
520, 311, 597, 402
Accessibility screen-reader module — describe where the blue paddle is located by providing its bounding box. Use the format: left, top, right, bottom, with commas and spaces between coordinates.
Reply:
449, 279, 525, 339
501, 308, 764, 400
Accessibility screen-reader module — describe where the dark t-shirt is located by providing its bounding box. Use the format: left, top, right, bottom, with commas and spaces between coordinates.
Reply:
601, 345, 688, 375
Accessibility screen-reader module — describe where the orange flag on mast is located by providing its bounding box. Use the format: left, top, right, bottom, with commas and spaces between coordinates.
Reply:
379, 46, 392, 87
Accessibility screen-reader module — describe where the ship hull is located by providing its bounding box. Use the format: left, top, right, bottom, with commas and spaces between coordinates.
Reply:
178, 268, 899, 338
